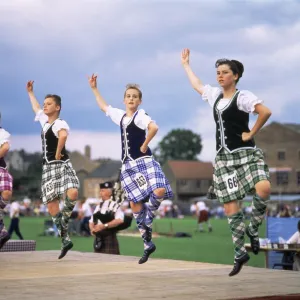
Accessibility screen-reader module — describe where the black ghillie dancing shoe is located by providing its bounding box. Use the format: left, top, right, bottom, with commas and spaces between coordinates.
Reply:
138, 244, 156, 264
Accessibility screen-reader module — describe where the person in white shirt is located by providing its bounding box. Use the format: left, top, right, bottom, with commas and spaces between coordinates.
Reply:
181, 49, 272, 276
196, 201, 212, 233
89, 182, 126, 255
0, 113, 13, 249
287, 220, 300, 271
88, 75, 173, 264
26, 81, 80, 259
190, 201, 197, 217
79, 198, 93, 236
8, 201, 24, 240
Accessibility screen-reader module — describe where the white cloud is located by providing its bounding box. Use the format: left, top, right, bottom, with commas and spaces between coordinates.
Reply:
2, 0, 300, 163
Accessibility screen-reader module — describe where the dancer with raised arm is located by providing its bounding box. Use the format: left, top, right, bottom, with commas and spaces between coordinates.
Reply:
26, 81, 79, 259
181, 49, 271, 276
88, 75, 173, 264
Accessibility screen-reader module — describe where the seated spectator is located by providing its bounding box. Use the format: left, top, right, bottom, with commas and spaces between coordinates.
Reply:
287, 220, 300, 271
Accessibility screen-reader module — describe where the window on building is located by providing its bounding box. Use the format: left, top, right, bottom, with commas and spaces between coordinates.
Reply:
276, 172, 289, 185
297, 171, 300, 186
180, 179, 187, 186
196, 180, 201, 188
277, 151, 286, 161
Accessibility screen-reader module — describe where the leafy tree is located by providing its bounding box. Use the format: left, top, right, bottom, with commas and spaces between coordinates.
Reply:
153, 129, 202, 165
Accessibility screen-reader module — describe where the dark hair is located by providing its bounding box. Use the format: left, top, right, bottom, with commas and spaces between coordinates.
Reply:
44, 94, 62, 111
298, 220, 300, 232
124, 84, 142, 99
215, 58, 244, 83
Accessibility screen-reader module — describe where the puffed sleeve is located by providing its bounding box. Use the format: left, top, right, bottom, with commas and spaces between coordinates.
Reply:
52, 120, 70, 138
135, 109, 153, 130
0, 128, 10, 147
34, 109, 48, 127
106, 106, 126, 126
237, 90, 263, 114
201, 85, 222, 108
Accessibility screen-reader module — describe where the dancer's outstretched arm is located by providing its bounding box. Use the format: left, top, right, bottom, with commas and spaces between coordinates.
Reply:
181, 48, 204, 95
26, 81, 41, 113
88, 74, 109, 113
0, 142, 9, 159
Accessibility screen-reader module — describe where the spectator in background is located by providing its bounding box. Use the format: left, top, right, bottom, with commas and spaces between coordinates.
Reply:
277, 205, 291, 218
196, 201, 212, 232
79, 198, 92, 236
190, 201, 197, 217
287, 220, 300, 271
8, 200, 24, 240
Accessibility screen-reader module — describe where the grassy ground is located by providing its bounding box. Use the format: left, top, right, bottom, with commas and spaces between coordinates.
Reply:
3, 216, 266, 268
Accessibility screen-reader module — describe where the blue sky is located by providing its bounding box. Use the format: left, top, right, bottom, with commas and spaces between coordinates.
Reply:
1, 0, 300, 161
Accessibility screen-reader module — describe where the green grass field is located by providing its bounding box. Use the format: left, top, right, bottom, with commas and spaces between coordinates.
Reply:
3, 216, 265, 268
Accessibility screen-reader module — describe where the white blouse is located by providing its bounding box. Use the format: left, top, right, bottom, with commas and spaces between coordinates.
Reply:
0, 128, 10, 147
202, 85, 263, 113
89, 199, 125, 224
35, 110, 70, 137
106, 106, 153, 130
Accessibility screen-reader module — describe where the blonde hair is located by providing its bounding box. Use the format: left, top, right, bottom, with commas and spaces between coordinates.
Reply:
124, 83, 142, 99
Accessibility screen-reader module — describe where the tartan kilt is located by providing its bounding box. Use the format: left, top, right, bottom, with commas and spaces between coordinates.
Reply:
198, 210, 209, 223
41, 161, 79, 204
120, 156, 173, 203
0, 168, 13, 192
94, 231, 120, 255
207, 148, 270, 203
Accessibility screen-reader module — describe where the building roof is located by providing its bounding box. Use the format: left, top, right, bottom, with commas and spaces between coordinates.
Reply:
166, 160, 213, 179
282, 123, 300, 134
69, 151, 100, 173
87, 160, 122, 178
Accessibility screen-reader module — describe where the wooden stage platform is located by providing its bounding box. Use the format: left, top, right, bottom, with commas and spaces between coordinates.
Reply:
1, 251, 300, 300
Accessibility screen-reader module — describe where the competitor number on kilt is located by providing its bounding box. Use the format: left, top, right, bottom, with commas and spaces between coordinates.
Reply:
224, 172, 239, 193
45, 179, 55, 197
134, 173, 148, 191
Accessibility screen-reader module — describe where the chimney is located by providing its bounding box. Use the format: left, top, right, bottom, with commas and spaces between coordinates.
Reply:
84, 145, 91, 160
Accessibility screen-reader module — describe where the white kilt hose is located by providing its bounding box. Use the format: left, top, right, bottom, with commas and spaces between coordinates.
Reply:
207, 148, 269, 203
120, 157, 173, 203
41, 161, 79, 204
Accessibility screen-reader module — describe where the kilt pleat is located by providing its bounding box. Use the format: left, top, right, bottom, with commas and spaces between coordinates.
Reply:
41, 161, 79, 204
120, 157, 173, 203
0, 168, 13, 192
207, 148, 269, 203
94, 232, 120, 255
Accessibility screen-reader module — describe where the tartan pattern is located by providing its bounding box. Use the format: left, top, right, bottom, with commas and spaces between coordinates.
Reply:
41, 161, 79, 204
120, 157, 173, 203
52, 212, 71, 249
0, 240, 36, 252
0, 168, 13, 192
145, 193, 163, 242
247, 194, 267, 239
0, 219, 9, 247
133, 205, 154, 249
62, 196, 76, 225
0, 196, 8, 210
207, 148, 269, 203
228, 211, 247, 259
94, 232, 120, 255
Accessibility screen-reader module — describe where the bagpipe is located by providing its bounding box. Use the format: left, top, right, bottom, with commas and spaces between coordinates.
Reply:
92, 210, 133, 234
